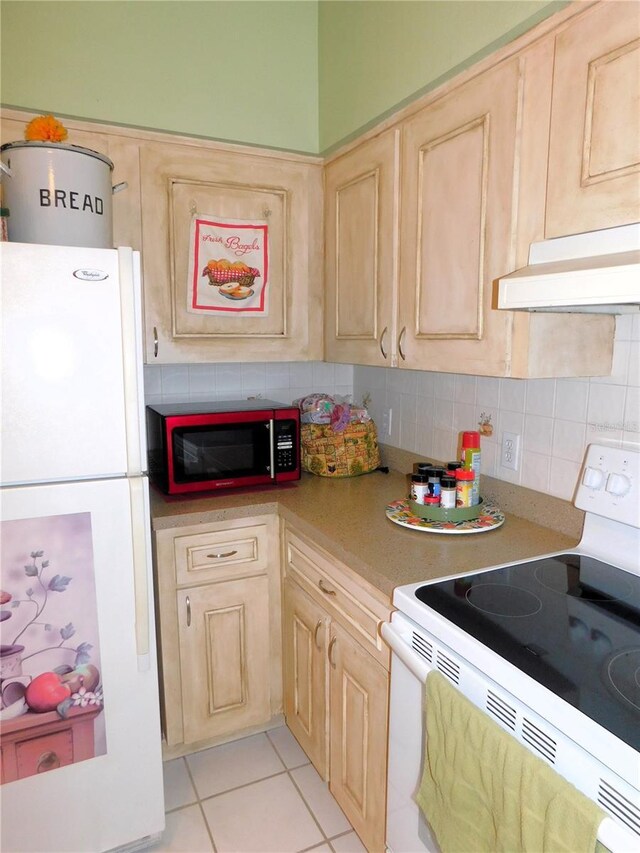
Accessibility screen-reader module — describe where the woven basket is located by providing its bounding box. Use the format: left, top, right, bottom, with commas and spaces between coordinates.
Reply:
301, 421, 380, 477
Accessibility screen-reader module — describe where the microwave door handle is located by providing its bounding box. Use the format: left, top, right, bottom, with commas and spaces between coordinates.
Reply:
268, 419, 276, 479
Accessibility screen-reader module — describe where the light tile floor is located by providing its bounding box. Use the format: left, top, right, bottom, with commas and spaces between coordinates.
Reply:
152, 726, 367, 853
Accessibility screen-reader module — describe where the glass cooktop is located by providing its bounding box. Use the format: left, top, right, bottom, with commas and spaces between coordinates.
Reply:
415, 553, 640, 751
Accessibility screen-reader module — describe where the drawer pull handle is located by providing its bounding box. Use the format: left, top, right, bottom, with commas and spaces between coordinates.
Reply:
328, 636, 337, 669
186, 595, 191, 627
206, 550, 238, 559
318, 580, 336, 597
37, 751, 61, 773
314, 619, 323, 649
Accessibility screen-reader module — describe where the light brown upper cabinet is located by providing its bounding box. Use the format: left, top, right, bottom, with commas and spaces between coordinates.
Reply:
324, 42, 615, 378
139, 141, 323, 363
546, 0, 640, 237
397, 58, 522, 375
324, 129, 400, 366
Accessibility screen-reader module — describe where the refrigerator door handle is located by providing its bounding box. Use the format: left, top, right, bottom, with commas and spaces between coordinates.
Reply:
129, 477, 151, 672
118, 248, 146, 476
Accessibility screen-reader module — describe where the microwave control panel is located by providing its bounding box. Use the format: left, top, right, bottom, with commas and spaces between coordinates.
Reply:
275, 419, 298, 472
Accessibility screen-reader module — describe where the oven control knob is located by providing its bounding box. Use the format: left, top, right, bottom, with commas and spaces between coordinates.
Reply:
582, 466, 605, 489
606, 472, 631, 496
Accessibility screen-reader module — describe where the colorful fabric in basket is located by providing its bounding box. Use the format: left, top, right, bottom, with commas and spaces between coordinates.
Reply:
301, 421, 380, 477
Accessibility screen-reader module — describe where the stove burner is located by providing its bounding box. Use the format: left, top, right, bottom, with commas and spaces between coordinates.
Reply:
465, 584, 542, 618
606, 648, 640, 712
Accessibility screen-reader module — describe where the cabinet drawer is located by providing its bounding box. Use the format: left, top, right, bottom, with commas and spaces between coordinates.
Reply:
16, 730, 74, 778
284, 530, 390, 667
174, 524, 269, 586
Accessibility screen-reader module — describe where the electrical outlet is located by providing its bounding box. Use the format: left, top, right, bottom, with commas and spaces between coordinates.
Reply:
501, 431, 520, 471
382, 408, 393, 438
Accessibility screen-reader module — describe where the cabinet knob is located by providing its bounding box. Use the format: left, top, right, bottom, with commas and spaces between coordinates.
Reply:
328, 636, 337, 669
206, 550, 238, 560
379, 326, 389, 360
318, 579, 336, 597
36, 751, 61, 773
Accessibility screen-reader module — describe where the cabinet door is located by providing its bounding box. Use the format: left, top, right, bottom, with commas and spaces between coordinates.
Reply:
329, 622, 388, 853
282, 579, 329, 778
139, 141, 322, 363
177, 575, 271, 744
324, 129, 400, 367
546, 1, 640, 237
398, 59, 521, 376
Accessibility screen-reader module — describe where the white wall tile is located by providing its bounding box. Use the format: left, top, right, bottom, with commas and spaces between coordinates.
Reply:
289, 362, 313, 387
144, 365, 162, 397
416, 370, 435, 398
161, 364, 190, 396
521, 450, 550, 494
454, 374, 477, 404
265, 361, 290, 389
500, 378, 526, 413
525, 379, 556, 417
476, 376, 500, 410
523, 414, 554, 455
552, 419, 587, 463
188, 363, 216, 395
453, 402, 476, 434
434, 373, 455, 401
397, 368, 418, 395
215, 363, 239, 395
433, 399, 454, 430
555, 380, 589, 423
587, 383, 627, 437
628, 342, 640, 387
549, 458, 581, 501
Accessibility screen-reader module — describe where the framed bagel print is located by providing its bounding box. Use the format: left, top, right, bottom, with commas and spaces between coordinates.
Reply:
187, 214, 269, 316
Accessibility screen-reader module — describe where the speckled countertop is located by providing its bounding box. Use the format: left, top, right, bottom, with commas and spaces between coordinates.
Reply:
150, 459, 582, 601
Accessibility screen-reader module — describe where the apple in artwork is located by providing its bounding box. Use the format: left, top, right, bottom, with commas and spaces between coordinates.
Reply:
25, 672, 72, 712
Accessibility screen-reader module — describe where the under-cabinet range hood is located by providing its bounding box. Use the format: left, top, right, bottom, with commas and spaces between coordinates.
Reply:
497, 223, 640, 313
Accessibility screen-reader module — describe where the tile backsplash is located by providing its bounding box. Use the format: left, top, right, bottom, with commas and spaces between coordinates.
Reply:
353, 315, 640, 501
143, 316, 639, 503
144, 361, 354, 408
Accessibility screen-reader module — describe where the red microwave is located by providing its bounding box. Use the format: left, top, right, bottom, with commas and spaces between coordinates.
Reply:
146, 400, 300, 495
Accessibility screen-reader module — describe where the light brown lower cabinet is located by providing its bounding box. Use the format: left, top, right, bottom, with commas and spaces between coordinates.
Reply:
154, 515, 282, 753
177, 575, 271, 745
282, 528, 392, 853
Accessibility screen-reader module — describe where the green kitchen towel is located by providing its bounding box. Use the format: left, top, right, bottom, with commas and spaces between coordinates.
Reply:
416, 671, 606, 853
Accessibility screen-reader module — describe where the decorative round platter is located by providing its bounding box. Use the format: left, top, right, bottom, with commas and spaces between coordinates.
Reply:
386, 499, 505, 535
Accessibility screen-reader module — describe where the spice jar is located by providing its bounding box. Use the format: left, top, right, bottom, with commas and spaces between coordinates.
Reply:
410, 474, 429, 505
440, 475, 457, 509
455, 469, 474, 507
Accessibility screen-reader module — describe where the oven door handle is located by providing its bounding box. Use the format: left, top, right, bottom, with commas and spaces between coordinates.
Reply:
381, 621, 430, 683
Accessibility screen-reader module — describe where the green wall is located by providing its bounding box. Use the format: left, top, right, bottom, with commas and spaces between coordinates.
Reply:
1, 0, 566, 154
0, 0, 320, 153
318, 0, 567, 151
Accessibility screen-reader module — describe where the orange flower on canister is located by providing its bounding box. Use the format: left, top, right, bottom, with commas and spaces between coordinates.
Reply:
24, 114, 68, 143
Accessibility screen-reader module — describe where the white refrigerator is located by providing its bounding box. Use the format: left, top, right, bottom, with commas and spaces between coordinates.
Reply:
0, 242, 165, 851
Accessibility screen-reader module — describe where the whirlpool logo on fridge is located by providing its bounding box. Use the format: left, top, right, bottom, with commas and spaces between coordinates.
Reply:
73, 269, 109, 282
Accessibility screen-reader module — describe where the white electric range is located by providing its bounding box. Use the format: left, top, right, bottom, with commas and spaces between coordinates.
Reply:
382, 443, 640, 853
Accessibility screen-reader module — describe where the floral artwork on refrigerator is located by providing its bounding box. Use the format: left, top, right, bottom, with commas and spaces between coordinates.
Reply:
0, 512, 106, 783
